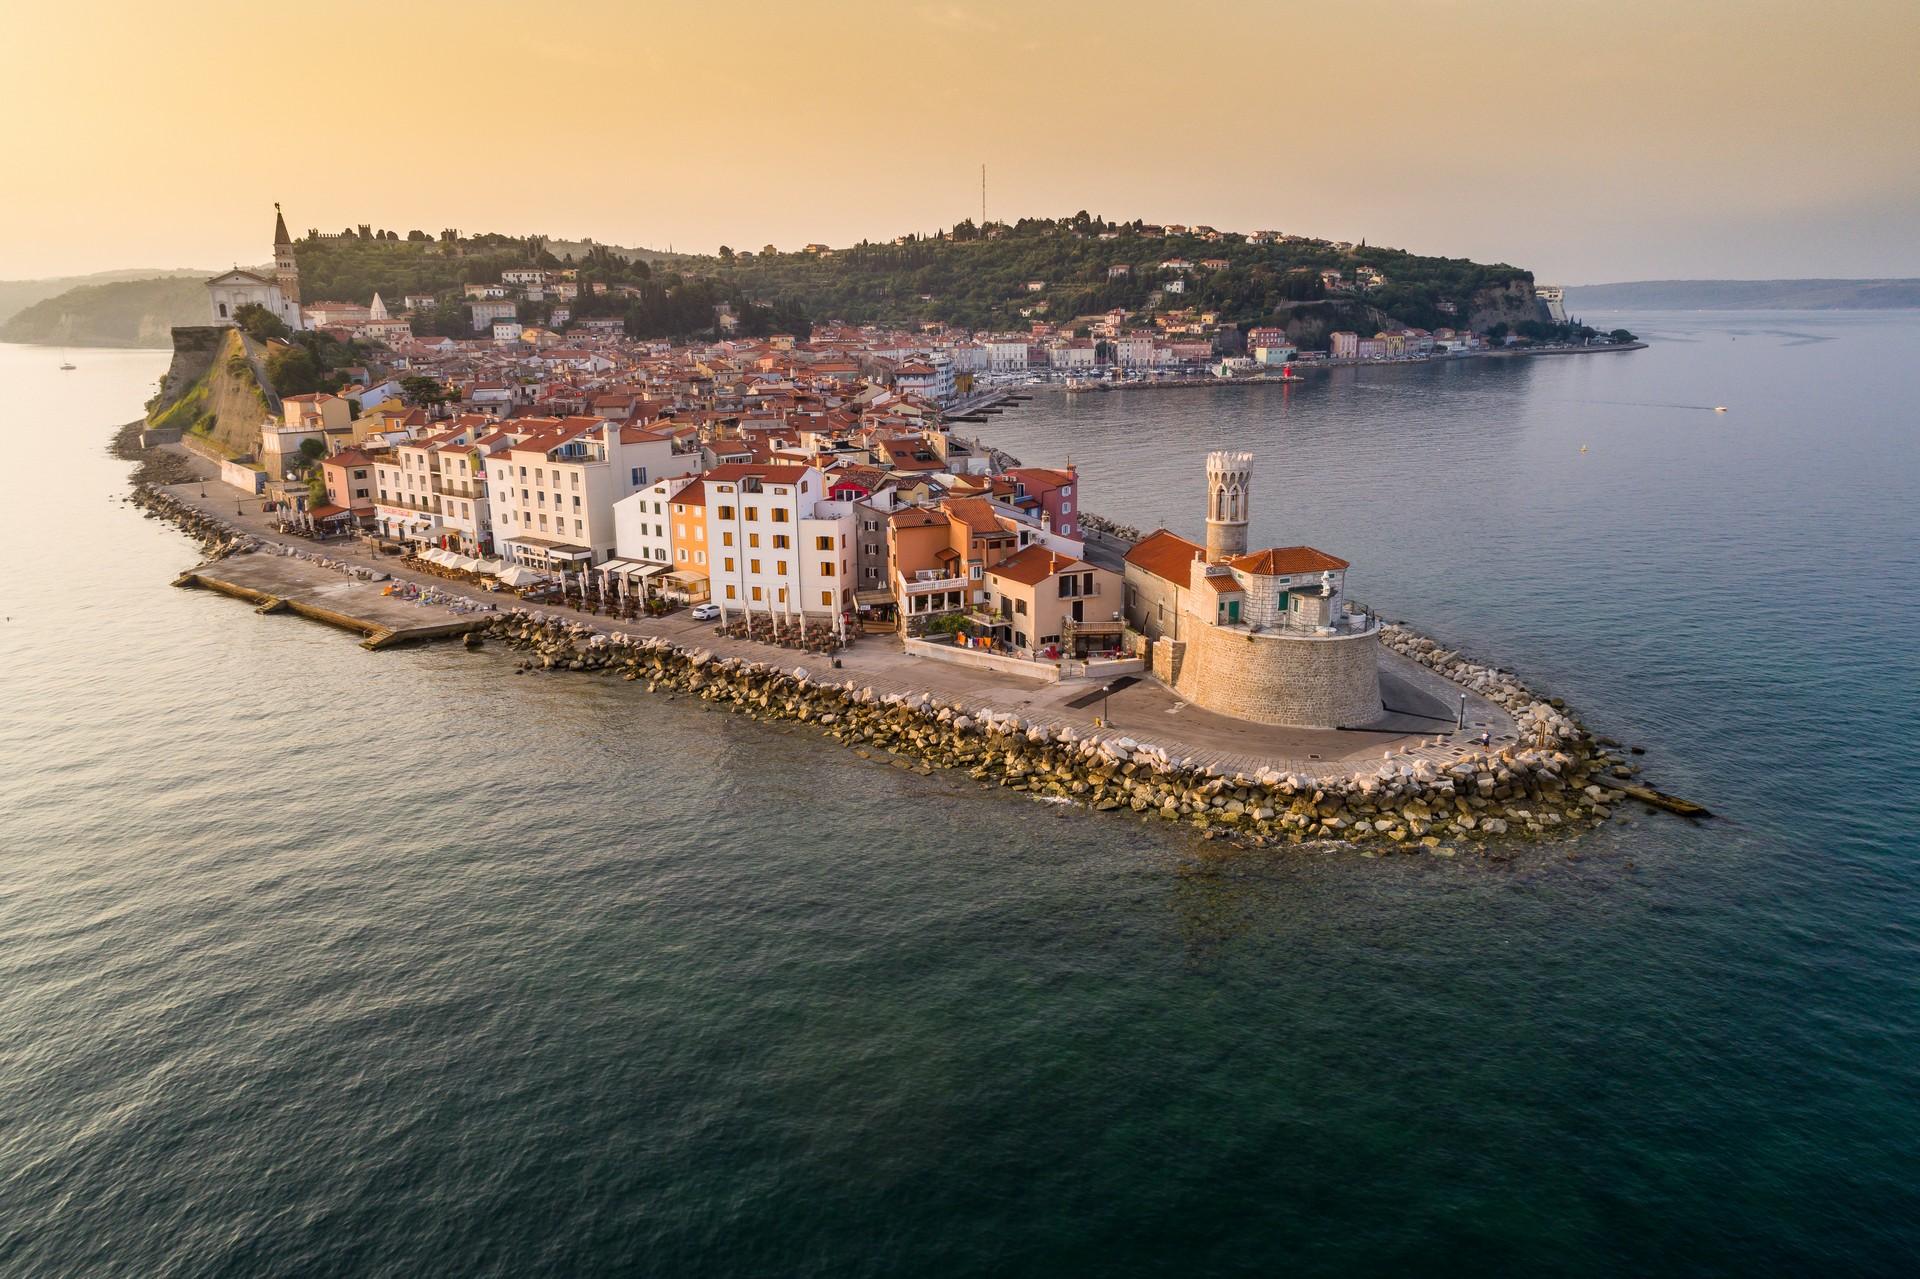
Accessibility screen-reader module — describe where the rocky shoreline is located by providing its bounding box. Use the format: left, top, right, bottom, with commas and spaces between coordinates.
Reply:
478, 611, 1650, 854
128, 473, 1662, 855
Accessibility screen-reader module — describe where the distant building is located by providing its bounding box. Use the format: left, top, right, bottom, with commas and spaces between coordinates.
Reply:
206, 204, 307, 330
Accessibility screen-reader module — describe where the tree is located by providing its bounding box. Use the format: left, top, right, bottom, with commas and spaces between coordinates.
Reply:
266, 344, 322, 396
298, 437, 326, 463
1609, 328, 1637, 343
401, 375, 450, 409
232, 302, 290, 343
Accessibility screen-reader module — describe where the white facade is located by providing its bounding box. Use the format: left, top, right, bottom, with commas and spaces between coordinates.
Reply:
488, 424, 700, 567
702, 466, 855, 617
613, 474, 699, 566
207, 269, 303, 330
986, 340, 1030, 372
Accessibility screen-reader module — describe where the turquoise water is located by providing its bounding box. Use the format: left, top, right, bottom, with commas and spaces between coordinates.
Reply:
1, 318, 1917, 1275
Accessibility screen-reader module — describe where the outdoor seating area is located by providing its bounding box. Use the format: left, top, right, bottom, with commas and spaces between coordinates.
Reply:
717, 611, 852, 653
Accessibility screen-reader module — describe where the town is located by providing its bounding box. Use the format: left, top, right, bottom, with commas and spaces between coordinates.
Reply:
140, 207, 1648, 846
180, 207, 1430, 730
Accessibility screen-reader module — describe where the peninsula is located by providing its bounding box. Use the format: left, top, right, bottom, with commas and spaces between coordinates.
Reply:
121, 206, 1676, 852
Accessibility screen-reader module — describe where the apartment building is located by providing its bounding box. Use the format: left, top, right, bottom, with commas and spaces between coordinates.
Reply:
487, 418, 701, 568
702, 464, 855, 618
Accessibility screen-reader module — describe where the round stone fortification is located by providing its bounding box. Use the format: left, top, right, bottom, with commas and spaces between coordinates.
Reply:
1172, 622, 1383, 729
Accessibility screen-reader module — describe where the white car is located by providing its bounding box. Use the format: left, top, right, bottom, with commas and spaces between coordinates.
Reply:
689, 603, 720, 621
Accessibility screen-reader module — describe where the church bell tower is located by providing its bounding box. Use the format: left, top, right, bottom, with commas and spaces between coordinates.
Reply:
272, 202, 301, 306
1205, 450, 1253, 561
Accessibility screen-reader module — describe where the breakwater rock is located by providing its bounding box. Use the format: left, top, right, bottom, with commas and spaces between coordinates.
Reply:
482, 612, 1644, 853
129, 483, 256, 561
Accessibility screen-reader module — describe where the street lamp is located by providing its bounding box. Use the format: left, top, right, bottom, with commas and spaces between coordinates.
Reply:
1457, 692, 1467, 730
1102, 681, 1115, 726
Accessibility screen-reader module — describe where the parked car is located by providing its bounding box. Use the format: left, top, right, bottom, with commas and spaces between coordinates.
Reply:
690, 603, 720, 621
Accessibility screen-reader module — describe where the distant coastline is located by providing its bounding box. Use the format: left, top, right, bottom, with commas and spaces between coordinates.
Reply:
1567, 278, 1920, 311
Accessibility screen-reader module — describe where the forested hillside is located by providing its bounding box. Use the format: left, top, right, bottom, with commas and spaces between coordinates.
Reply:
711, 214, 1536, 332
0, 276, 208, 347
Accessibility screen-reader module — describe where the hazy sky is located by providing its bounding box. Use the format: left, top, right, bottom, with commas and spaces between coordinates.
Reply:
3, 0, 1916, 283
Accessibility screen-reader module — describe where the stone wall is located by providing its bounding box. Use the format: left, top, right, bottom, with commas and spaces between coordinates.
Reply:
1172, 621, 1382, 728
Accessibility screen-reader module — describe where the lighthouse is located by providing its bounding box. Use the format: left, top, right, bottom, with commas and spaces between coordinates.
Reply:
1204, 450, 1252, 561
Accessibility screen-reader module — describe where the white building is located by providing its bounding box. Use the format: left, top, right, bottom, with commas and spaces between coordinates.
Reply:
612, 474, 700, 567
206, 204, 307, 330
701, 463, 855, 618
895, 355, 956, 404
486, 418, 701, 568
985, 340, 1030, 372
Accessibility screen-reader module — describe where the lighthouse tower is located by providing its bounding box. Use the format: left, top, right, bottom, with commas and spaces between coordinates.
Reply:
1205, 450, 1253, 561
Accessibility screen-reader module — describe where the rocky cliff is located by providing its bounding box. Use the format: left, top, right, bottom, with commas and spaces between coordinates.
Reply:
145, 326, 279, 458
1466, 279, 1541, 332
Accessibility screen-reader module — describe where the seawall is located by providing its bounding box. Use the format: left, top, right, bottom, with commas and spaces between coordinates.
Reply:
127, 481, 1675, 854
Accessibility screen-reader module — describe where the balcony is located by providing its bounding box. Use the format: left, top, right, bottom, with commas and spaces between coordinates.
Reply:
379, 495, 439, 514
432, 479, 485, 500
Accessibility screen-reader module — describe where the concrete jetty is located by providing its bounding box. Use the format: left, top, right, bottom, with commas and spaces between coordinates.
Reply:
173, 552, 492, 650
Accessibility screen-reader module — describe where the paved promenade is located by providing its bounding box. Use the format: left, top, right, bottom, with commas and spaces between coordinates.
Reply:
155, 473, 1516, 781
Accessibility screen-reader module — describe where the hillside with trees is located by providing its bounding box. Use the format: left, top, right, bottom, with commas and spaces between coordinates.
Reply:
291, 228, 808, 342
705, 213, 1539, 340
0, 275, 209, 347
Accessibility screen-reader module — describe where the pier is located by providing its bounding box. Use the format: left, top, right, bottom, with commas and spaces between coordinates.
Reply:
173, 552, 493, 649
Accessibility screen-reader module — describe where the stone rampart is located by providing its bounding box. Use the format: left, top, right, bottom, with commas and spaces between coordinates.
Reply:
1172, 622, 1381, 728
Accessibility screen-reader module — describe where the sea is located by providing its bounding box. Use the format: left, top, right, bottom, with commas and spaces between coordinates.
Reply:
2, 313, 1917, 1276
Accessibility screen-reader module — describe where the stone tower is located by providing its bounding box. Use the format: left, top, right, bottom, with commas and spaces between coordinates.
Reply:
272, 203, 300, 305
1205, 450, 1253, 561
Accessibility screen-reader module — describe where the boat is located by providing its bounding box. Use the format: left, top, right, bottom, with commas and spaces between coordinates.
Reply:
59, 362, 77, 371
1713, 406, 1729, 413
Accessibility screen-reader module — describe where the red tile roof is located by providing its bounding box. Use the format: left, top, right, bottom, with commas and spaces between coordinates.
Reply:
988, 544, 1083, 587
1228, 546, 1350, 575
1123, 528, 1206, 583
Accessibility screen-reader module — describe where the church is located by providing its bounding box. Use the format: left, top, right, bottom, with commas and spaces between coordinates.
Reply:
205, 204, 308, 331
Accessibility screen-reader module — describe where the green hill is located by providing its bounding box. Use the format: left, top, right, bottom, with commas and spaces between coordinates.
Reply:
0, 267, 212, 327
705, 215, 1538, 336
1, 276, 210, 347
285, 216, 1539, 347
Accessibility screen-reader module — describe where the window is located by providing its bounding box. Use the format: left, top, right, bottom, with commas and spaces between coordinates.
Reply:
748, 533, 760, 548
819, 562, 835, 578
722, 531, 734, 547
815, 536, 834, 551
773, 534, 790, 549
745, 507, 758, 521
821, 591, 833, 607
1015, 598, 1028, 615
750, 559, 761, 574
776, 560, 787, 575
751, 586, 762, 601
726, 585, 737, 599
630, 466, 646, 485
771, 508, 789, 522
724, 557, 734, 571
717, 505, 735, 519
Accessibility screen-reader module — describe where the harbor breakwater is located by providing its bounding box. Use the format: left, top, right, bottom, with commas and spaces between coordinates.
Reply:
484, 612, 1646, 852
128, 480, 1664, 853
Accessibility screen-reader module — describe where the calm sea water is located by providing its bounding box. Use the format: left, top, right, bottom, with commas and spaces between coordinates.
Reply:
2, 317, 1917, 1276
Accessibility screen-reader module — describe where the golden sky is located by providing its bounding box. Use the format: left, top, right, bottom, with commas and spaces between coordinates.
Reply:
2, 0, 1916, 282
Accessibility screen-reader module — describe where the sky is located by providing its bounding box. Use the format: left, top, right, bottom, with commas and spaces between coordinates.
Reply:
1, 0, 1916, 284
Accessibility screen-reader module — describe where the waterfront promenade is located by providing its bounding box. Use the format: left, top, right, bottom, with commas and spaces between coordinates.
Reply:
152, 474, 1516, 782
